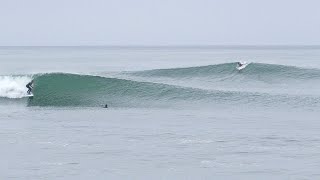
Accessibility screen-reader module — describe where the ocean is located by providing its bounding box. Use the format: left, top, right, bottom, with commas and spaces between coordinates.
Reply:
1, 46, 320, 179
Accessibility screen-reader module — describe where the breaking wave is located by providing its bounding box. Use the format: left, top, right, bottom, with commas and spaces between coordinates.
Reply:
1, 63, 320, 109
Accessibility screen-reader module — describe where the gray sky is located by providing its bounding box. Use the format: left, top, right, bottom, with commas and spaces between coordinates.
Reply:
1, 0, 320, 46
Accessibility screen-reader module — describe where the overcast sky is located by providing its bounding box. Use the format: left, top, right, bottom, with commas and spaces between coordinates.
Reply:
0, 0, 319, 46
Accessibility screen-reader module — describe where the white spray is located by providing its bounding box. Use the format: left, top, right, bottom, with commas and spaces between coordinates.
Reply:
0, 76, 33, 98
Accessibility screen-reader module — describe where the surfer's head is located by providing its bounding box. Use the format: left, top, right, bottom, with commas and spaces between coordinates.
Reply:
104, 104, 108, 108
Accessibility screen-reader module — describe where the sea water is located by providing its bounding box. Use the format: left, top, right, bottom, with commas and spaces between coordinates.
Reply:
1, 46, 320, 180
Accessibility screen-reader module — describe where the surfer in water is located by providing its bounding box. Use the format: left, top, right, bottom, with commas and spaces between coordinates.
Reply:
26, 80, 34, 95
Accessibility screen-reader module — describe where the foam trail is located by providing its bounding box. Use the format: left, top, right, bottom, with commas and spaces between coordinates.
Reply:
0, 76, 32, 98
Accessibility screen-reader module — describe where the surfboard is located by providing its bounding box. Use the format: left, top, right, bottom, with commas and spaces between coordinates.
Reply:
236, 62, 250, 70
26, 94, 34, 97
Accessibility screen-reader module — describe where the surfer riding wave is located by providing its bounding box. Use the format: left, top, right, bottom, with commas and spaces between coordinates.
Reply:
238, 62, 245, 67
26, 80, 34, 95
237, 61, 249, 70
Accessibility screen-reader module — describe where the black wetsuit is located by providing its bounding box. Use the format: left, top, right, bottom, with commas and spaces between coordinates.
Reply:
26, 82, 33, 94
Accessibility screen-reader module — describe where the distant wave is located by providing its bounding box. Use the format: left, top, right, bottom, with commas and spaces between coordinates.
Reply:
130, 62, 320, 81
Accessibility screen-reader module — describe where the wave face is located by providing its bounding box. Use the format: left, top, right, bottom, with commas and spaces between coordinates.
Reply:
27, 73, 213, 107
1, 63, 320, 109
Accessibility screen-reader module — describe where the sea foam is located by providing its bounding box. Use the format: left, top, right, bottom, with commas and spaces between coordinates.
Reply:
0, 76, 32, 98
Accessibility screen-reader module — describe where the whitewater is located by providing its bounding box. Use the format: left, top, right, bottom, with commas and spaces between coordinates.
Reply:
1, 46, 320, 180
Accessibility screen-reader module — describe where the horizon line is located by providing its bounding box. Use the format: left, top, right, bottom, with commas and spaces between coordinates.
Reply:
1, 44, 320, 47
